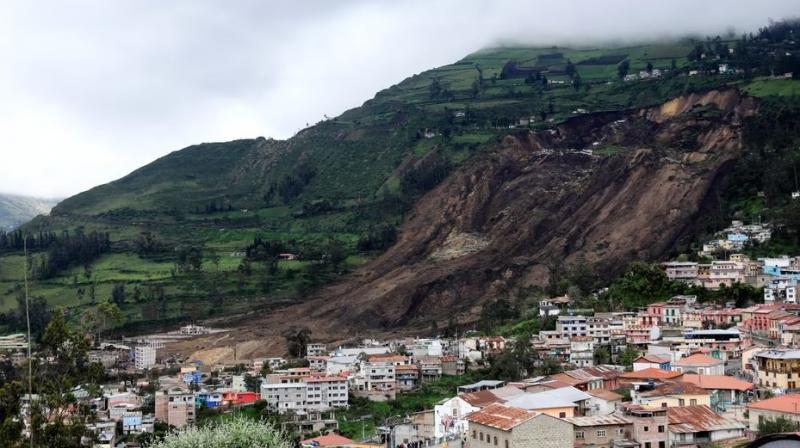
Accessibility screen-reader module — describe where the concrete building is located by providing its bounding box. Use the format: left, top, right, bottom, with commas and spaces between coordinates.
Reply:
260, 376, 347, 413
570, 337, 595, 368
565, 414, 633, 448
558, 315, 589, 339
154, 388, 195, 428
748, 394, 800, 431
619, 405, 669, 448
753, 349, 800, 390
466, 403, 573, 448
671, 353, 725, 375
134, 345, 157, 370
667, 405, 746, 446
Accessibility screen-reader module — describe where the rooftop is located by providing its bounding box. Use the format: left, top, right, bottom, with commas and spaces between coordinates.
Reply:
748, 394, 800, 415
465, 403, 538, 431
640, 381, 708, 398
587, 389, 624, 401
667, 405, 745, 433
564, 414, 632, 427
633, 354, 671, 364
754, 349, 800, 360
300, 433, 356, 447
682, 374, 753, 392
620, 368, 683, 380
673, 353, 723, 367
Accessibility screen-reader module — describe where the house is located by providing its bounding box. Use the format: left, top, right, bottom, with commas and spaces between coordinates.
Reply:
565, 414, 633, 448
667, 405, 746, 446
441, 355, 465, 376
586, 389, 624, 416
434, 395, 479, 440
570, 337, 595, 368
306, 343, 327, 357
466, 403, 574, 448
505, 387, 592, 418
154, 387, 195, 428
354, 356, 398, 401
753, 349, 800, 390
633, 355, 671, 372
300, 433, 355, 448
417, 356, 443, 383
681, 374, 753, 411
619, 404, 669, 448
457, 380, 506, 394
747, 394, 800, 431
552, 366, 621, 391
619, 368, 683, 385
671, 353, 725, 375
634, 381, 710, 409
395, 364, 419, 391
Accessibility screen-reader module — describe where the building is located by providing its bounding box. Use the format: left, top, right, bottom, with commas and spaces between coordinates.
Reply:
558, 316, 589, 339
434, 395, 479, 440
417, 356, 443, 383
134, 345, 157, 370
586, 390, 623, 417
306, 343, 327, 357
260, 376, 348, 413
395, 364, 419, 391
619, 405, 669, 448
441, 355, 465, 376
633, 355, 671, 372
154, 388, 195, 428
667, 405, 746, 446
565, 415, 633, 448
681, 374, 752, 412
634, 381, 710, 409
747, 394, 800, 431
671, 353, 725, 375
753, 349, 800, 390
354, 356, 397, 401
466, 403, 573, 448
505, 387, 592, 418
570, 337, 595, 368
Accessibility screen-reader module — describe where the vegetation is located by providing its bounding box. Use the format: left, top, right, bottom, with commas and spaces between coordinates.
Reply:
757, 415, 800, 437
149, 417, 290, 448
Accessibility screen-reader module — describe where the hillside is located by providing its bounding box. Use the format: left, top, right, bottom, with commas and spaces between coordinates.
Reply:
3, 27, 800, 345
0, 193, 58, 230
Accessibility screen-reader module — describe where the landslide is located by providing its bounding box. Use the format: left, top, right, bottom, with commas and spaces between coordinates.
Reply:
227, 89, 759, 347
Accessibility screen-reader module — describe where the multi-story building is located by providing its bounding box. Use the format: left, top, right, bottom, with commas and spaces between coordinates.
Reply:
569, 337, 595, 368
619, 405, 669, 448
417, 356, 443, 383
306, 343, 327, 357
354, 356, 397, 401
587, 317, 611, 345
395, 364, 419, 391
558, 315, 589, 339
672, 353, 725, 376
753, 349, 800, 390
748, 394, 800, 431
154, 388, 195, 428
133, 345, 156, 370
565, 415, 633, 448
662, 261, 699, 284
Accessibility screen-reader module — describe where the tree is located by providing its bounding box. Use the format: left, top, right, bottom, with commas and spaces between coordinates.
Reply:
148, 417, 290, 448
758, 415, 800, 436
243, 373, 261, 393
283, 328, 311, 358
111, 283, 126, 306
617, 59, 630, 78
619, 345, 641, 370
645, 61, 654, 73
0, 381, 24, 447
593, 346, 611, 365
565, 59, 576, 79
572, 73, 582, 91
607, 262, 677, 309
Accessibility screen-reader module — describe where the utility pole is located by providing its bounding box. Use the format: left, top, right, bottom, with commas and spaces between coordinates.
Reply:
23, 236, 33, 448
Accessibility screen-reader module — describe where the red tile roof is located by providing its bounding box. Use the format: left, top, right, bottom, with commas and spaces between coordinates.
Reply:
466, 403, 538, 431
634, 354, 670, 364
639, 381, 709, 398
748, 394, 800, 415
673, 353, 723, 367
620, 368, 683, 380
301, 433, 355, 447
587, 389, 624, 401
682, 374, 753, 392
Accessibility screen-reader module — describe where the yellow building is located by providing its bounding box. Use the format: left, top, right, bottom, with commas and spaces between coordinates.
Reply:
753, 349, 800, 391
635, 381, 711, 409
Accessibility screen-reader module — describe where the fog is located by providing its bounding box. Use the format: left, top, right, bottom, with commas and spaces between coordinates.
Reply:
0, 0, 796, 197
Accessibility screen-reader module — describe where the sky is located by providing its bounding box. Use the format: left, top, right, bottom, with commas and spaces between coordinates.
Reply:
0, 1, 797, 198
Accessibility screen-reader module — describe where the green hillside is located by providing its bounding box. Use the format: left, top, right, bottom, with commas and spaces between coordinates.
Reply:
3, 26, 800, 335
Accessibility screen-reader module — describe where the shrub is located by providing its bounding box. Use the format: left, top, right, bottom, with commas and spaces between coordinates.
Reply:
148, 417, 290, 448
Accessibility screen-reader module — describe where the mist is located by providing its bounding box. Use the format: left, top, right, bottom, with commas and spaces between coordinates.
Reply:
0, 0, 796, 198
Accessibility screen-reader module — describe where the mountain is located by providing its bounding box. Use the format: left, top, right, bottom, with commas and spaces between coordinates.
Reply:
0, 193, 58, 230
4, 24, 800, 354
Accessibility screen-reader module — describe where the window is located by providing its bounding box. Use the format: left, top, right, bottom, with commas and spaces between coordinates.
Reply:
659, 442, 666, 448
690, 399, 697, 406
645, 443, 651, 448
678, 399, 685, 407
661, 402, 667, 408
658, 425, 665, 433
559, 412, 566, 418
494, 436, 498, 446
575, 431, 585, 440
597, 430, 606, 438
617, 428, 625, 436
480, 432, 484, 442
505, 441, 509, 448
643, 426, 649, 432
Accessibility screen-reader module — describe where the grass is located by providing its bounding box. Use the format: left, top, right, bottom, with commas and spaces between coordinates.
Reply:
742, 78, 800, 97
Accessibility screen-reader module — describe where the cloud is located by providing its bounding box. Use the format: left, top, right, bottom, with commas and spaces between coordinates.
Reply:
0, 0, 796, 198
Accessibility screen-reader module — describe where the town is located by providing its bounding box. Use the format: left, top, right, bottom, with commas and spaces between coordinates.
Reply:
5, 248, 800, 447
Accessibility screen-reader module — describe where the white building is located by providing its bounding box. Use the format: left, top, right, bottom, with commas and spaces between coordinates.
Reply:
260, 376, 348, 413
134, 345, 157, 370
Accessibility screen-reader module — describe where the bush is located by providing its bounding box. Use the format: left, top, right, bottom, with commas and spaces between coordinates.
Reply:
148, 417, 290, 448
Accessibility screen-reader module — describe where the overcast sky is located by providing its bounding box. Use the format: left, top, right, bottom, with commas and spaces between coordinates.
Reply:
1, 1, 797, 198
